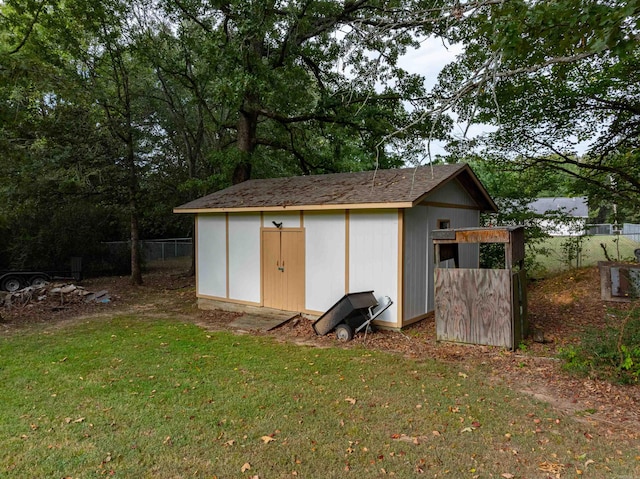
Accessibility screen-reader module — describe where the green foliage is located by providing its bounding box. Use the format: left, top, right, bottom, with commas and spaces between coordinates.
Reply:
560, 305, 640, 384
3, 0, 639, 274
0, 0, 448, 272
560, 235, 585, 269
439, 0, 640, 209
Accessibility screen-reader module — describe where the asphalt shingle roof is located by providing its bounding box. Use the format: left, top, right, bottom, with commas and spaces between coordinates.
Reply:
528, 197, 589, 217
175, 163, 497, 212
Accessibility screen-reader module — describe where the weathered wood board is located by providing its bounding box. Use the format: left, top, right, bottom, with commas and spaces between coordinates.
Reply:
511, 269, 528, 345
435, 268, 513, 348
599, 261, 640, 302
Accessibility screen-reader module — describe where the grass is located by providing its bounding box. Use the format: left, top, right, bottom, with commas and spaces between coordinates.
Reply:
1, 316, 638, 478
532, 235, 639, 277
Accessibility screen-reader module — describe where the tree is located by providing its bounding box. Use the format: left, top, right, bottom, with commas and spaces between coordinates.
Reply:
159, 0, 467, 182
435, 0, 640, 208
0, 0, 161, 283
0, 46, 128, 271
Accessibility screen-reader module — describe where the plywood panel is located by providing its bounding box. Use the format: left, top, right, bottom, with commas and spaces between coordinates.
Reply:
228, 214, 261, 302
262, 230, 282, 309
304, 212, 346, 312
281, 230, 305, 311
349, 210, 398, 324
262, 229, 305, 311
196, 214, 227, 298
435, 268, 513, 348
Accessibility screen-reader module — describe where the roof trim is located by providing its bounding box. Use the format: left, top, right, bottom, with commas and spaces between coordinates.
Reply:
174, 201, 414, 214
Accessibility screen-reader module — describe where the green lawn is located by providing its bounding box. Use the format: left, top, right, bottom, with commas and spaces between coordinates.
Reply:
531, 235, 639, 277
0, 316, 637, 478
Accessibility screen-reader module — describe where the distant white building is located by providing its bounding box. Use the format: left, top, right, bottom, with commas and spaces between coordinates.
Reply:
528, 197, 589, 236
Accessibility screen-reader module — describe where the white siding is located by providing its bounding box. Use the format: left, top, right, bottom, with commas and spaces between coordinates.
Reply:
264, 211, 301, 228
348, 210, 398, 324
426, 206, 480, 311
426, 179, 477, 207
197, 214, 227, 298
304, 211, 346, 312
403, 206, 429, 321
228, 213, 261, 303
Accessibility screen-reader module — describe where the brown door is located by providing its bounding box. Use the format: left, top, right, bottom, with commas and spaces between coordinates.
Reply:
262, 229, 305, 310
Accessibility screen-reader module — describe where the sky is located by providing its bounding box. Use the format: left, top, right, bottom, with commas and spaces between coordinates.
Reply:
396, 38, 592, 158
396, 38, 495, 159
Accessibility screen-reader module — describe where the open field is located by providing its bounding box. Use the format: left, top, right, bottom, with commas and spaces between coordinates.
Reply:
531, 235, 639, 277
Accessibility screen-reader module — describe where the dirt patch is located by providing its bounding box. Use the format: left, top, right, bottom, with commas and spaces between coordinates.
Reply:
2, 264, 639, 442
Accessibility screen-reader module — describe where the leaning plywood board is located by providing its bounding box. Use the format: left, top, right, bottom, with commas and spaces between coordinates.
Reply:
435, 268, 513, 348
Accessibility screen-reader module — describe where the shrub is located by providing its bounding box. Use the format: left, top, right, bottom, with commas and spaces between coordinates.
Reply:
559, 305, 640, 384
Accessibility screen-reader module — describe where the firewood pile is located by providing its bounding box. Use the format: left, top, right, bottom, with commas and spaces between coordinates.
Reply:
0, 282, 111, 310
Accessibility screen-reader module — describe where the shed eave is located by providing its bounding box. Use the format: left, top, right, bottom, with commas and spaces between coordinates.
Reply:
174, 201, 414, 214
411, 164, 498, 212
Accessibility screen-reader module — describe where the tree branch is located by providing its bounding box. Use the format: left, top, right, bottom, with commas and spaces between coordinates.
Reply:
8, 0, 47, 55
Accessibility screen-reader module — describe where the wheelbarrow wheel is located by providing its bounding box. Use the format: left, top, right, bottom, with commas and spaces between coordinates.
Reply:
335, 323, 353, 341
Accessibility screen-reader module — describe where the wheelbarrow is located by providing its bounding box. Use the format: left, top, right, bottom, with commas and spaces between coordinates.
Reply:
312, 291, 393, 341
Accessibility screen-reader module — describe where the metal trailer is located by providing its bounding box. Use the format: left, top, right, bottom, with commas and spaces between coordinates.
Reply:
0, 259, 83, 292
312, 291, 394, 341
0, 271, 52, 292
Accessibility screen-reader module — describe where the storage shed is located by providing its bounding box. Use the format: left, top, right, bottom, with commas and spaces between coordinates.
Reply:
174, 163, 497, 329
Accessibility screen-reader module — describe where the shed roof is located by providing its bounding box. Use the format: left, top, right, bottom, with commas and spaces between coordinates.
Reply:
528, 197, 588, 218
174, 163, 497, 213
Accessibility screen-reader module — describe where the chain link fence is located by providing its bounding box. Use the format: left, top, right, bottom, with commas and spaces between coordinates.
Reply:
103, 238, 193, 263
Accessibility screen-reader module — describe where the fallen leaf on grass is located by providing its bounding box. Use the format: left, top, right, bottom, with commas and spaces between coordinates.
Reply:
391, 433, 426, 444
65, 417, 85, 424
345, 397, 357, 405
241, 462, 251, 473
501, 473, 514, 478
539, 461, 564, 474
260, 435, 275, 444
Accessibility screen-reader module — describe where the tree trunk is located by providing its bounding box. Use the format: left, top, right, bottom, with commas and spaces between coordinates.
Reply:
233, 102, 258, 184
187, 218, 196, 277
126, 130, 143, 285
130, 206, 143, 285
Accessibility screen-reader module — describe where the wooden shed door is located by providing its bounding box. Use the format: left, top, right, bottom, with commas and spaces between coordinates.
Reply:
262, 229, 305, 311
